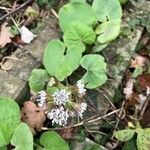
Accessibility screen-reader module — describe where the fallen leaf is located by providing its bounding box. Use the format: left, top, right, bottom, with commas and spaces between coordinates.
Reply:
124, 79, 134, 99
137, 74, 150, 90
130, 55, 146, 68
21, 101, 46, 134
0, 23, 14, 48
20, 26, 37, 44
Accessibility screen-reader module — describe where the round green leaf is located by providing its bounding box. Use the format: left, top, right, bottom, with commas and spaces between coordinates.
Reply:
80, 54, 107, 89
136, 128, 150, 150
115, 129, 135, 141
43, 40, 82, 81
64, 22, 96, 49
28, 69, 49, 92
59, 2, 97, 32
0, 97, 20, 147
40, 131, 69, 150
96, 20, 121, 43
11, 123, 33, 150
92, 0, 122, 22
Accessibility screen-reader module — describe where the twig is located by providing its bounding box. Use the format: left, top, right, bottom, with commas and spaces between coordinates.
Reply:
50, 9, 59, 19
42, 109, 120, 131
0, 0, 33, 21
0, 56, 22, 71
139, 94, 150, 120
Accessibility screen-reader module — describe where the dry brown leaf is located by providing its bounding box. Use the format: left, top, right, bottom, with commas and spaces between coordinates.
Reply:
0, 23, 13, 48
123, 79, 134, 99
130, 55, 146, 68
21, 101, 46, 134
138, 74, 150, 90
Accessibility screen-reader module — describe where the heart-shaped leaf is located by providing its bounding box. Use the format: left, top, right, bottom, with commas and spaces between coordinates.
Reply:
92, 0, 122, 22
28, 69, 49, 92
11, 123, 33, 150
115, 129, 135, 141
59, 2, 97, 32
80, 54, 107, 89
39, 131, 69, 150
96, 20, 121, 43
64, 22, 96, 49
43, 40, 82, 81
136, 128, 150, 150
0, 97, 20, 147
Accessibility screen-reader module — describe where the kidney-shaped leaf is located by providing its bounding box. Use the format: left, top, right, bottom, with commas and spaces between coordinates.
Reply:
40, 131, 69, 150
136, 128, 150, 150
96, 20, 121, 43
59, 2, 97, 32
92, 0, 122, 22
0, 97, 20, 147
11, 123, 33, 150
43, 40, 82, 81
64, 22, 96, 49
28, 69, 49, 92
80, 54, 107, 89
115, 129, 135, 142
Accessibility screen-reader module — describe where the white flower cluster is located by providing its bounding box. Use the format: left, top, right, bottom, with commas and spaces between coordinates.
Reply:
47, 106, 69, 126
36, 91, 47, 107
77, 80, 86, 95
52, 89, 70, 105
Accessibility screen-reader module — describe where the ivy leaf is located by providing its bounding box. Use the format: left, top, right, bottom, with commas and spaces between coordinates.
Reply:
43, 40, 82, 81
28, 69, 49, 92
136, 128, 150, 150
114, 129, 135, 141
11, 123, 33, 150
96, 20, 121, 43
80, 54, 107, 89
39, 131, 69, 150
0, 97, 20, 147
92, 0, 122, 22
64, 22, 96, 50
59, 2, 97, 32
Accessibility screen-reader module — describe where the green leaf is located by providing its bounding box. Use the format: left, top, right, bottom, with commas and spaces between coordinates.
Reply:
43, 40, 82, 81
28, 69, 49, 92
11, 123, 33, 150
0, 146, 7, 150
115, 129, 135, 141
40, 131, 69, 150
132, 66, 143, 78
123, 139, 137, 150
136, 128, 150, 150
80, 54, 107, 89
69, 0, 86, 3
92, 0, 122, 22
0, 97, 20, 147
96, 20, 121, 43
92, 42, 107, 53
64, 22, 96, 50
59, 2, 97, 32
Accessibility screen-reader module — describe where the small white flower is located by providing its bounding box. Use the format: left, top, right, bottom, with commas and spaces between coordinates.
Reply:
47, 106, 69, 126
72, 102, 87, 119
36, 91, 47, 107
52, 89, 70, 105
76, 80, 86, 95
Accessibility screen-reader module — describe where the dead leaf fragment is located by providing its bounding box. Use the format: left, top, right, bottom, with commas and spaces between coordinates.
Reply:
20, 26, 37, 44
130, 55, 146, 68
124, 79, 134, 99
0, 23, 13, 48
21, 101, 46, 134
